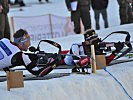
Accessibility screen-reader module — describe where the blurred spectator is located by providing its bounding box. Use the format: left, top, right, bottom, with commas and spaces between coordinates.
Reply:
127, 0, 133, 23
117, 0, 133, 24
10, 0, 25, 7
91, 0, 109, 30
39, 0, 49, 3
65, 0, 91, 34
15, 0, 25, 6
0, 0, 11, 40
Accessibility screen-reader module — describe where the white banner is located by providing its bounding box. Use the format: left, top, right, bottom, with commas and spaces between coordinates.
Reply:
12, 14, 75, 42
51, 15, 75, 38
13, 15, 52, 41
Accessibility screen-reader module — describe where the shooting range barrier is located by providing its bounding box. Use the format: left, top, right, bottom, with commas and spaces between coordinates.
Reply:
10, 14, 84, 41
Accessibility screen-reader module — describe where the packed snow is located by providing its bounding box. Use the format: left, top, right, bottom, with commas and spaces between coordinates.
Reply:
0, 0, 133, 100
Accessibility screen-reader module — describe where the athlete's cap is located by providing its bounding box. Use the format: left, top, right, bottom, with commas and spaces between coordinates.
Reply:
14, 29, 30, 44
84, 29, 96, 40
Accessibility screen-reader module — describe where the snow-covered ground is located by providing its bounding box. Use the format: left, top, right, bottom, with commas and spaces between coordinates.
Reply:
0, 0, 133, 100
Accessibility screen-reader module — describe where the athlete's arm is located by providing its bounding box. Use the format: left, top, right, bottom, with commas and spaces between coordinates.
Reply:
11, 52, 40, 75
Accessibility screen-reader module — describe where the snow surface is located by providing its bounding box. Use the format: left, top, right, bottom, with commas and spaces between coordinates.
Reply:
0, 0, 133, 100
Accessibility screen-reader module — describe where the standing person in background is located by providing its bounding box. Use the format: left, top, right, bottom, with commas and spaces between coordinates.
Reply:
117, 0, 133, 24
39, 0, 49, 3
65, 0, 91, 34
91, 0, 109, 30
0, 0, 10, 40
14, 0, 25, 7
127, 0, 133, 23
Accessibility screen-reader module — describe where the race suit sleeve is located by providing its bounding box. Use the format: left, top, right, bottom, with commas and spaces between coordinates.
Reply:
11, 52, 42, 75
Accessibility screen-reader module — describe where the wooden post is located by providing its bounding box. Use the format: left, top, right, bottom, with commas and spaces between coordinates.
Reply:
49, 14, 54, 38
6, 71, 24, 91
10, 17, 15, 41
7, 71, 10, 91
91, 45, 97, 73
11, 17, 15, 34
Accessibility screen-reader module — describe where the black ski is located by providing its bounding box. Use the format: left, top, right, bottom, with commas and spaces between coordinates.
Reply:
72, 72, 91, 75
0, 73, 70, 82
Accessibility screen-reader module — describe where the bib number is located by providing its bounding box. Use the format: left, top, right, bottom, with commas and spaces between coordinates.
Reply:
0, 41, 12, 60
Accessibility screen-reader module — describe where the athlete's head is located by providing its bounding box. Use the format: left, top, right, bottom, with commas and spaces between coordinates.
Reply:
84, 29, 99, 44
13, 29, 31, 51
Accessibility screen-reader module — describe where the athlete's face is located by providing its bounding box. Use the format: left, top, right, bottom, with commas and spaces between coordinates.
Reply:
18, 33, 31, 51
21, 40, 31, 51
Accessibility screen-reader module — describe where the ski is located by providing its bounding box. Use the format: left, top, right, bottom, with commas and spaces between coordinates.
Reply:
24, 73, 70, 81
123, 53, 133, 58
0, 73, 70, 82
1, 52, 132, 71
1, 58, 133, 82
72, 72, 91, 75
109, 59, 133, 66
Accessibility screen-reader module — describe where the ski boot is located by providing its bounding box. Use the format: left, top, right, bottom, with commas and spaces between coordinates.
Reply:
72, 57, 90, 74
72, 67, 80, 73
72, 64, 90, 74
